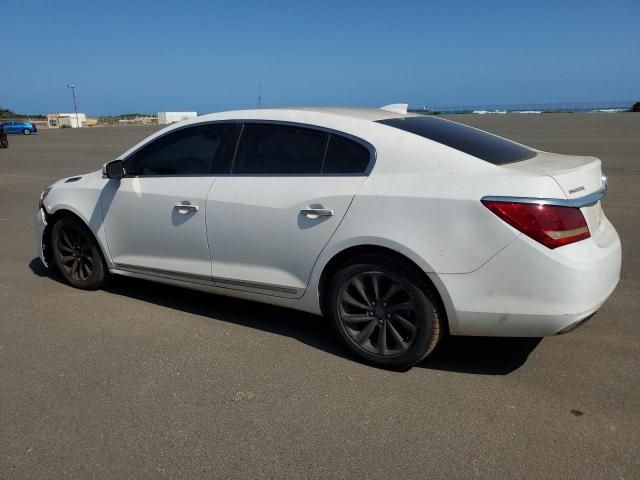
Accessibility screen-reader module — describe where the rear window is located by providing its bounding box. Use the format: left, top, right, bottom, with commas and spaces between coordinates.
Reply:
377, 116, 536, 165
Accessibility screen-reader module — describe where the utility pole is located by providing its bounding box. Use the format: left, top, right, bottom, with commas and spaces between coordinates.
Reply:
258, 82, 262, 109
67, 84, 80, 127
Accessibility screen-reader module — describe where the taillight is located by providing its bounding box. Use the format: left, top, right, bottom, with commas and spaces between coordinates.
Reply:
482, 200, 590, 249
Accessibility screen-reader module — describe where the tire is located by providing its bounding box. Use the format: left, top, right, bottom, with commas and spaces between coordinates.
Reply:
327, 253, 443, 368
51, 216, 108, 290
24, 129, 31, 135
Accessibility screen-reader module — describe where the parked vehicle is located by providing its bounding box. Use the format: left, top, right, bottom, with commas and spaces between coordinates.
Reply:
1, 120, 38, 135
35, 105, 621, 368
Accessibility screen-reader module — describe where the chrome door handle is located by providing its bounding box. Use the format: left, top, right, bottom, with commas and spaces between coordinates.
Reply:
174, 204, 199, 213
300, 208, 333, 218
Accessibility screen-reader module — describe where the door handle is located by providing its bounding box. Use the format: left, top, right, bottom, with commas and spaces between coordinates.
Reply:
174, 204, 199, 214
300, 208, 333, 218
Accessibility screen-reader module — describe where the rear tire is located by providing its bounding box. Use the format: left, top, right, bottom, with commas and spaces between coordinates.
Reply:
327, 253, 443, 369
23, 129, 31, 135
51, 216, 108, 290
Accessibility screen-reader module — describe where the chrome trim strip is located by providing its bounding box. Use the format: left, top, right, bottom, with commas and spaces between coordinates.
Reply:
214, 277, 298, 295
114, 263, 298, 295
115, 263, 215, 285
481, 186, 606, 208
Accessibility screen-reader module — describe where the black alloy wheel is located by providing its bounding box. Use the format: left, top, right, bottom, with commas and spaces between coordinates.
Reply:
338, 271, 421, 356
328, 254, 443, 368
51, 216, 108, 289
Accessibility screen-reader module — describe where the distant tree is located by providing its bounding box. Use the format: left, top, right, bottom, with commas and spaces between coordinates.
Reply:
0, 107, 16, 119
0, 107, 45, 120
632, 102, 640, 112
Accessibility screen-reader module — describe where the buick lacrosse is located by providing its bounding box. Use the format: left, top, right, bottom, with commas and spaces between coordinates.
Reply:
35, 104, 621, 367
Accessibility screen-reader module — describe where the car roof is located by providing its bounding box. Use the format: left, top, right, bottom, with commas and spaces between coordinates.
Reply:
277, 106, 412, 121
198, 106, 414, 123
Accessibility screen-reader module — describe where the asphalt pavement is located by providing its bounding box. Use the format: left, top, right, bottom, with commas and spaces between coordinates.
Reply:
1, 114, 638, 479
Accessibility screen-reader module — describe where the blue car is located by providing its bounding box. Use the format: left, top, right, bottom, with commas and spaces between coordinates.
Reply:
1, 120, 38, 135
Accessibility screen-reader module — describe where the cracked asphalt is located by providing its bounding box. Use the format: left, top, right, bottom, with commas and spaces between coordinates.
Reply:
1, 113, 638, 478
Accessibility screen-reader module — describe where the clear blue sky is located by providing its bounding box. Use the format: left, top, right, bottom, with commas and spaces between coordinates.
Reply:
3, 0, 639, 115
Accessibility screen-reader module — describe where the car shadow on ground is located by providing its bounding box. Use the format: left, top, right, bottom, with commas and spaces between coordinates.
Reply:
30, 258, 541, 375
419, 336, 541, 375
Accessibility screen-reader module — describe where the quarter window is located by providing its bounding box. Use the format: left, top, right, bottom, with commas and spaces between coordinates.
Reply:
127, 123, 237, 176
233, 124, 327, 174
322, 135, 371, 174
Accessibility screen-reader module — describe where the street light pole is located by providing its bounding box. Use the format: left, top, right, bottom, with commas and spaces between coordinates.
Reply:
66, 84, 80, 128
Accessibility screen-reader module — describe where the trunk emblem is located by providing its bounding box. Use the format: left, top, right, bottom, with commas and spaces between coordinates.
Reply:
568, 186, 585, 194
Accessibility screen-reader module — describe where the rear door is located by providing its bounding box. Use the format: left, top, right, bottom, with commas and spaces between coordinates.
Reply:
102, 123, 238, 279
206, 122, 373, 297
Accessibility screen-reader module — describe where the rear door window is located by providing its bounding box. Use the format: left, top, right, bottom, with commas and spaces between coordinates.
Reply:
233, 124, 327, 174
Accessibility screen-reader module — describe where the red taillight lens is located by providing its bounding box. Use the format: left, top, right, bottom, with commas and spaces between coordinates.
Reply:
482, 200, 590, 249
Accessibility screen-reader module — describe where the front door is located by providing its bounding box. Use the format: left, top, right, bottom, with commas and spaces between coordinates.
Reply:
102, 122, 238, 279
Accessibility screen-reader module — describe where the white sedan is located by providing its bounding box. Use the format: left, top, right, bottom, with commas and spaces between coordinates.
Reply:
35, 104, 621, 368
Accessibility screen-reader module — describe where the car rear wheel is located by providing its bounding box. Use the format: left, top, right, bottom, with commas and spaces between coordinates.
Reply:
23, 129, 31, 135
51, 216, 108, 290
328, 254, 443, 369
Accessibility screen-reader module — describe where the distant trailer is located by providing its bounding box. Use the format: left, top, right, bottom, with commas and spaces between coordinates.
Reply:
47, 113, 87, 128
158, 112, 197, 125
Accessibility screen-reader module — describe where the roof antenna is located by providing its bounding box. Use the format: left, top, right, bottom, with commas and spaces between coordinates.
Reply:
258, 82, 262, 109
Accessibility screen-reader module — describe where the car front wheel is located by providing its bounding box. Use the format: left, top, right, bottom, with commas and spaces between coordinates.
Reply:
51, 216, 108, 290
23, 129, 31, 135
328, 254, 443, 369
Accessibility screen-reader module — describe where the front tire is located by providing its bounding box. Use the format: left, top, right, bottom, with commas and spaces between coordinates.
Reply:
327, 254, 443, 369
24, 129, 31, 135
51, 216, 108, 290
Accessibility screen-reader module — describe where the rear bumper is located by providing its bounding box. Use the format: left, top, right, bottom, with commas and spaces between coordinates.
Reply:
440, 217, 621, 337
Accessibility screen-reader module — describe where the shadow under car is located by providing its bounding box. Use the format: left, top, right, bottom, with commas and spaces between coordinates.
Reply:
29, 257, 541, 374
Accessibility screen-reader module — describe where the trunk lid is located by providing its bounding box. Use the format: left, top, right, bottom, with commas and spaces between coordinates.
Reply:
502, 151, 604, 199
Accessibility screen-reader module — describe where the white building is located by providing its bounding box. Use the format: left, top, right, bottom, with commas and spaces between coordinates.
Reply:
47, 113, 87, 128
158, 112, 197, 125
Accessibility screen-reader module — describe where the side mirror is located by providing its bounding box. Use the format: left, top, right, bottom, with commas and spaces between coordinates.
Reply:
103, 160, 125, 179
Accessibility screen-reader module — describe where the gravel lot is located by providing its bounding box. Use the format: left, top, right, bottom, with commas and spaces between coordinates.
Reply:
1, 114, 639, 479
